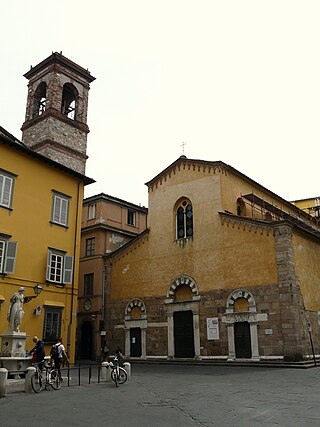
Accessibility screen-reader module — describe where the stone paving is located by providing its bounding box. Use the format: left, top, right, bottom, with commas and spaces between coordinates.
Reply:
1, 363, 320, 426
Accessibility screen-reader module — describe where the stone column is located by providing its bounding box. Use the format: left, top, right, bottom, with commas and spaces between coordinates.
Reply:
227, 324, 235, 360
250, 322, 260, 360
124, 328, 130, 357
275, 225, 307, 360
141, 328, 147, 359
193, 313, 201, 359
167, 312, 174, 359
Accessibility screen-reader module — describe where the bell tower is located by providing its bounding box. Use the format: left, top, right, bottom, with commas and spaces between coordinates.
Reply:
21, 52, 95, 175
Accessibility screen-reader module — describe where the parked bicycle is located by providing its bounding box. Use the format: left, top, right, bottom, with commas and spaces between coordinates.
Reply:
31, 360, 61, 393
109, 356, 127, 387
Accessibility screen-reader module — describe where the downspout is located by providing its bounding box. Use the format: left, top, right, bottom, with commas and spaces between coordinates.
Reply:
67, 179, 81, 359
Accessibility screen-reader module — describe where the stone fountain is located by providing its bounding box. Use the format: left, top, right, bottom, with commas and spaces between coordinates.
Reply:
0, 286, 42, 376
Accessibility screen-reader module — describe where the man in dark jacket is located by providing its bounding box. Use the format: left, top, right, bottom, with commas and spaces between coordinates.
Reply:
30, 336, 45, 370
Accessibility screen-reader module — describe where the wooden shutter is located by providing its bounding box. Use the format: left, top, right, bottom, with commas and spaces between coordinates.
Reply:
4, 241, 17, 274
63, 255, 73, 284
46, 249, 53, 281
0, 174, 13, 207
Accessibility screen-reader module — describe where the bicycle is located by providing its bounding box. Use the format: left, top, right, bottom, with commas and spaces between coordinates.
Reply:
109, 356, 127, 387
31, 360, 61, 393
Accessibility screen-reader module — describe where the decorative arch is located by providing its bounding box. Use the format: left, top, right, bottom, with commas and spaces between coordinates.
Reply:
226, 289, 256, 311
167, 275, 199, 300
125, 298, 147, 316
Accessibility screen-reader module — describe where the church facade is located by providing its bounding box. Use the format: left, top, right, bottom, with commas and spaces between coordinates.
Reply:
105, 156, 320, 363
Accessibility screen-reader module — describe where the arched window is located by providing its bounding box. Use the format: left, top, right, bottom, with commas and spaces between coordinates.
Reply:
237, 198, 246, 216
176, 199, 193, 239
33, 82, 46, 117
61, 83, 78, 120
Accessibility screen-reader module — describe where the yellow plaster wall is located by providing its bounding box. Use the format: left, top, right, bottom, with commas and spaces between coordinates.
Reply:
220, 171, 297, 217
0, 144, 83, 359
110, 167, 278, 300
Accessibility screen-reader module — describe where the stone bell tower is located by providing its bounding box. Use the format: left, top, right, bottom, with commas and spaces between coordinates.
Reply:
21, 52, 95, 175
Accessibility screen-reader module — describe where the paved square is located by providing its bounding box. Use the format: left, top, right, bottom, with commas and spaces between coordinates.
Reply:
1, 364, 320, 426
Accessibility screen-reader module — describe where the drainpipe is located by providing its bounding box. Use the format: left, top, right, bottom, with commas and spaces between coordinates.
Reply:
67, 180, 81, 359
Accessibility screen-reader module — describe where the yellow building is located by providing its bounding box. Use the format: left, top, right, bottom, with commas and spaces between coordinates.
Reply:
106, 156, 320, 363
292, 197, 320, 219
0, 52, 95, 361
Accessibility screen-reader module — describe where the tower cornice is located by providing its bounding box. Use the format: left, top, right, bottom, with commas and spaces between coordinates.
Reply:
24, 52, 95, 83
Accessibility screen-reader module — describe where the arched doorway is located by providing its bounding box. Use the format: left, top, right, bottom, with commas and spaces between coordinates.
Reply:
223, 289, 264, 361
165, 275, 201, 359
80, 321, 93, 360
124, 298, 147, 358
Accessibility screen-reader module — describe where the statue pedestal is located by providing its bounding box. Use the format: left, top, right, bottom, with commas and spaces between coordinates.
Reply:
0, 332, 28, 358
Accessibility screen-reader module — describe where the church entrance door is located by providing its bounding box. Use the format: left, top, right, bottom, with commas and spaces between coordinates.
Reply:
130, 327, 142, 357
234, 321, 251, 358
174, 310, 195, 358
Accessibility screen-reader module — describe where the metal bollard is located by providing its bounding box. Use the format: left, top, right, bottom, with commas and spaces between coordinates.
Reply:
0, 368, 8, 398
25, 367, 36, 393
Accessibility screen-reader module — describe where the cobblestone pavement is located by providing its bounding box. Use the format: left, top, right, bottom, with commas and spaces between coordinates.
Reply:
1, 363, 320, 427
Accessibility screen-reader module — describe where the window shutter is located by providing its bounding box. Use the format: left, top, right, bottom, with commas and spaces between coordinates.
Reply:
3, 177, 13, 207
0, 175, 13, 207
0, 175, 4, 204
63, 255, 73, 284
53, 195, 61, 223
46, 249, 53, 281
0, 240, 5, 272
60, 198, 69, 226
4, 241, 17, 274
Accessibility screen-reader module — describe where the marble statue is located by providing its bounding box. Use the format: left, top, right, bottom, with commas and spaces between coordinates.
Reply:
7, 287, 25, 333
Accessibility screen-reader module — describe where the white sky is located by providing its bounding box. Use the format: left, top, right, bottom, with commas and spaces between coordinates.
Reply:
2, 1, 320, 208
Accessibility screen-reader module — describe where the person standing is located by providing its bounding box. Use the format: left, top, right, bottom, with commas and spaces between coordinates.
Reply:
30, 336, 45, 370
51, 337, 69, 380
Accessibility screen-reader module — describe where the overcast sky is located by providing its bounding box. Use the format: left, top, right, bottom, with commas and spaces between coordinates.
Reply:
2, 1, 320, 207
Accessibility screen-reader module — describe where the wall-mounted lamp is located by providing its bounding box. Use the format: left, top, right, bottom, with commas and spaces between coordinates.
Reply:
24, 284, 43, 303
33, 283, 42, 296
